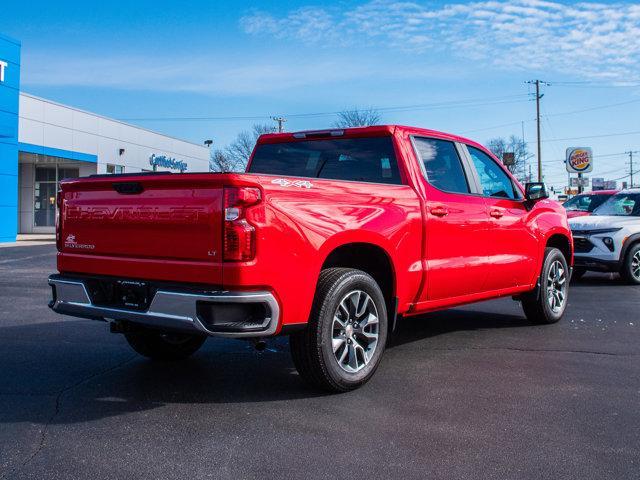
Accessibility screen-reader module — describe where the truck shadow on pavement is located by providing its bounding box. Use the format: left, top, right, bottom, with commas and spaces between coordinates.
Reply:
0, 308, 540, 426
389, 309, 532, 348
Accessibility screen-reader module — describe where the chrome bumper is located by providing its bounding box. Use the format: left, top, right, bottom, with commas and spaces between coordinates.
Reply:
48, 276, 280, 338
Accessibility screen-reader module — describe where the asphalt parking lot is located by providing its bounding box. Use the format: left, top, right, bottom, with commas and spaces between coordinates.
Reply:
0, 244, 638, 480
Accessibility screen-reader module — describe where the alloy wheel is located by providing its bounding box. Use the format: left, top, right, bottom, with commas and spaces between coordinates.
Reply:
546, 260, 567, 313
331, 290, 379, 373
632, 250, 640, 280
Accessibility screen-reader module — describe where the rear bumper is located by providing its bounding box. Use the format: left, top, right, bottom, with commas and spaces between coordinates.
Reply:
48, 274, 280, 338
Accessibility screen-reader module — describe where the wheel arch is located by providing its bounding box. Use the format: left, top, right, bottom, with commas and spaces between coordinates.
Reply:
546, 233, 573, 267
320, 242, 397, 328
620, 233, 640, 263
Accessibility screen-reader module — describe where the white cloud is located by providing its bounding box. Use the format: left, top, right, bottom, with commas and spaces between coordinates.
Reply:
240, 0, 640, 83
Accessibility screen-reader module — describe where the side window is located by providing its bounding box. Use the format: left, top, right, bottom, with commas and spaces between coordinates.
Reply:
467, 146, 519, 199
413, 138, 470, 194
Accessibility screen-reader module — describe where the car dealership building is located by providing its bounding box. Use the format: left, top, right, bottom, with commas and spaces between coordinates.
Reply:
0, 33, 210, 242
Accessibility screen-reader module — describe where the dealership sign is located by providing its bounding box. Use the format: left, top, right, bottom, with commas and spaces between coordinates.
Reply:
149, 154, 187, 172
566, 147, 593, 173
0, 60, 7, 83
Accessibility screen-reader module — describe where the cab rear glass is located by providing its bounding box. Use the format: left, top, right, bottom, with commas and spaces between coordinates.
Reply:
249, 137, 402, 185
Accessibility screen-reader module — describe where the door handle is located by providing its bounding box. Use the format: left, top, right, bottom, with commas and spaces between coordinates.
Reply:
430, 206, 449, 217
490, 209, 504, 219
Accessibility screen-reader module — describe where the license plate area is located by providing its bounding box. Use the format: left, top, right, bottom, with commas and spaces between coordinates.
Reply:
85, 278, 152, 311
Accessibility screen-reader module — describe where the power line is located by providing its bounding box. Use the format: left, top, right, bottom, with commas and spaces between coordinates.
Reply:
462, 97, 640, 136
538, 129, 640, 144
546, 98, 640, 118
611, 169, 640, 182
541, 151, 629, 165
119, 94, 530, 122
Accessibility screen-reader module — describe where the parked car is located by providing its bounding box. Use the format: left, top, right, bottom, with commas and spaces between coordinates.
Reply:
569, 189, 640, 283
48, 125, 573, 391
563, 190, 618, 218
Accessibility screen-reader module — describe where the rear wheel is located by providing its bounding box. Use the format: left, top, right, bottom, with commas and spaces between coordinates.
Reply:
522, 247, 569, 324
620, 243, 640, 285
290, 268, 388, 392
124, 329, 207, 361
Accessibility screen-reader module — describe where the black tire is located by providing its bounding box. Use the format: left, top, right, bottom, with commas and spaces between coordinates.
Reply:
571, 267, 587, 281
290, 268, 388, 392
620, 243, 640, 285
522, 247, 569, 324
124, 329, 206, 361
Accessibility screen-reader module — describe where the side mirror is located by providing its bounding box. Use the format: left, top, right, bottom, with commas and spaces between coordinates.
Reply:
525, 182, 549, 202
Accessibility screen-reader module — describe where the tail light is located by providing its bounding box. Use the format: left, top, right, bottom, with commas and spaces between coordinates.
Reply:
223, 187, 261, 261
55, 188, 63, 250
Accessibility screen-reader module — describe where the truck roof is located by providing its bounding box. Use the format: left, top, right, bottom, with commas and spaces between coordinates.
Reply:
257, 125, 487, 150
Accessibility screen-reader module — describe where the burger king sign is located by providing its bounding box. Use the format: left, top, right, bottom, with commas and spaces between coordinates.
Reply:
566, 147, 593, 173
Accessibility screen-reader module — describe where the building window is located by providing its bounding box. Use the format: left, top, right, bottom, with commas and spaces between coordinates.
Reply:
106, 164, 124, 174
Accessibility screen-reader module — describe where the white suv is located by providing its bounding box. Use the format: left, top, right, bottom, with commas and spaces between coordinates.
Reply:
569, 189, 640, 284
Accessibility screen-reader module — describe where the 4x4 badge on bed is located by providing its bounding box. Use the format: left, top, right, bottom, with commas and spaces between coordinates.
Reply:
271, 178, 313, 189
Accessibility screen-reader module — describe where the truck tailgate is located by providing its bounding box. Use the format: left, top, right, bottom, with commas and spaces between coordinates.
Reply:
58, 174, 225, 285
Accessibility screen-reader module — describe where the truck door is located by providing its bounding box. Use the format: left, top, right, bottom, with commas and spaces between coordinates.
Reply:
411, 137, 491, 302
463, 145, 537, 289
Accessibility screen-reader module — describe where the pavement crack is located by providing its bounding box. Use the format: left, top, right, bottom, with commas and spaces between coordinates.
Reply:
0, 354, 137, 479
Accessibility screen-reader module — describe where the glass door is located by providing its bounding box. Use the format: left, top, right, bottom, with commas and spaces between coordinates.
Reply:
33, 165, 79, 228
34, 167, 57, 227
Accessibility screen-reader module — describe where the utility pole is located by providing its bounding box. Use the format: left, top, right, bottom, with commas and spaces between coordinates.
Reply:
526, 80, 550, 182
272, 116, 287, 133
521, 120, 526, 182
627, 151, 639, 188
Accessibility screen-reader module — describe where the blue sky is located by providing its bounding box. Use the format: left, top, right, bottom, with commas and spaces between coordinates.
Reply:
2, 0, 640, 188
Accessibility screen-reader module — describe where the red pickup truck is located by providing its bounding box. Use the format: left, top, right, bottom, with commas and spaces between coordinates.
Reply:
49, 125, 572, 391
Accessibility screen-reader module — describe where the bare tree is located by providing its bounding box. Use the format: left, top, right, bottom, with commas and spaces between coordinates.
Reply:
214, 123, 278, 172
225, 131, 255, 171
209, 149, 239, 173
253, 123, 277, 137
333, 108, 381, 128
487, 135, 532, 182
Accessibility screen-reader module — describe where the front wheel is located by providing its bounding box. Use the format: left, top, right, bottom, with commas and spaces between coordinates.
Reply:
522, 247, 569, 324
620, 243, 640, 285
124, 329, 207, 361
290, 268, 388, 392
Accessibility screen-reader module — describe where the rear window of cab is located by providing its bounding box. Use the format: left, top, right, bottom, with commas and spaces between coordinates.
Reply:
249, 137, 402, 185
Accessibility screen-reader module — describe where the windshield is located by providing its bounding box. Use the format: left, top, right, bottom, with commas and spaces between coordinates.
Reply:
593, 193, 640, 216
563, 193, 611, 212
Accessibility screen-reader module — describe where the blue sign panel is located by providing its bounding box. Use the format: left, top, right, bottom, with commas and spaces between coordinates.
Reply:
0, 33, 20, 243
